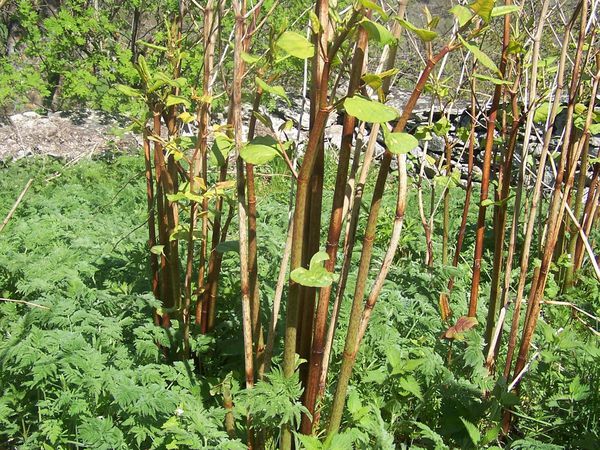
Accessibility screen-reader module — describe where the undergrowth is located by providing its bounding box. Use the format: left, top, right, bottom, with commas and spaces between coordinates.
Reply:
0, 154, 598, 449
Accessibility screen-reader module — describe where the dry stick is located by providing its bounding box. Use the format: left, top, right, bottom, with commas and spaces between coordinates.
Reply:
484, 71, 523, 364
232, 1, 256, 447
0, 297, 50, 309
468, 5, 512, 318
505, 0, 590, 432
0, 178, 33, 234
447, 79, 477, 293
142, 131, 160, 322
565, 55, 600, 287
232, 0, 254, 391
184, 0, 216, 357
327, 43, 454, 436
502, 0, 560, 381
355, 153, 408, 347
301, 16, 369, 435
315, 125, 378, 420
262, 219, 293, 373
193, 0, 217, 333
574, 164, 600, 270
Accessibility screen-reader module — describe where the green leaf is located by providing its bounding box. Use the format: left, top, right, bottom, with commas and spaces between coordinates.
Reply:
360, 18, 396, 46
150, 245, 164, 255
481, 198, 494, 207
241, 51, 260, 64
165, 95, 191, 108
290, 251, 335, 288
136, 55, 151, 82
309, 11, 321, 34
481, 425, 501, 445
177, 111, 195, 123
397, 19, 438, 42
358, 0, 388, 19
433, 116, 451, 136
450, 5, 474, 26
256, 77, 291, 105
469, 0, 495, 23
275, 31, 315, 59
399, 376, 423, 400
534, 103, 564, 123
362, 69, 399, 90
472, 73, 512, 85
116, 84, 143, 98
211, 133, 234, 166
460, 417, 481, 445
216, 241, 240, 254
491, 5, 520, 17
240, 136, 281, 165
137, 40, 168, 52
343, 95, 399, 123
459, 36, 501, 75
383, 128, 419, 154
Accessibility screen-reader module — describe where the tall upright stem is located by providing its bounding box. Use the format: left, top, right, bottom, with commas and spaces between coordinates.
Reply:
468, 3, 511, 318
327, 45, 452, 435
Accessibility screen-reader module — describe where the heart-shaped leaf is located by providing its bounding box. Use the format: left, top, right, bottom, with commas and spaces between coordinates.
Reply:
397, 19, 438, 42
290, 251, 335, 288
276, 31, 314, 59
240, 136, 281, 165
441, 316, 478, 340
344, 95, 399, 123
360, 19, 396, 46
383, 128, 419, 154
256, 77, 291, 105
450, 5, 474, 26
469, 0, 495, 23
491, 5, 521, 17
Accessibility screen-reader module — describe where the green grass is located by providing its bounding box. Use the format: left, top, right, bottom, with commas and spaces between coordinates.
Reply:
0, 154, 598, 449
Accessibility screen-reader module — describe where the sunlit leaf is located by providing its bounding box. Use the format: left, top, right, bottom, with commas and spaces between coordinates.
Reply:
241, 51, 260, 64
441, 316, 478, 340
343, 95, 399, 123
290, 251, 335, 288
472, 73, 512, 85
383, 128, 419, 154
491, 5, 520, 17
459, 36, 501, 75
469, 0, 495, 23
275, 31, 314, 59
165, 95, 191, 108
358, 0, 388, 19
450, 5, 473, 26
397, 19, 438, 42
116, 84, 143, 98
240, 136, 281, 165
360, 18, 396, 46
255, 77, 291, 105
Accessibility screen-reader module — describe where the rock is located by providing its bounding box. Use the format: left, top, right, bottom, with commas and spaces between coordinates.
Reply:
0, 109, 138, 162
